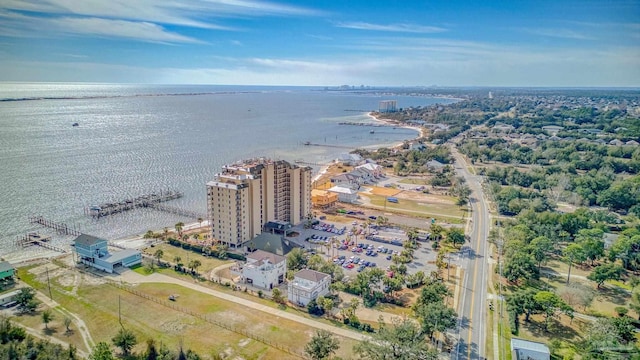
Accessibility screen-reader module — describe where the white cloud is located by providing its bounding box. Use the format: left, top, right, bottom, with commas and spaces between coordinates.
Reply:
1, 0, 321, 28
49, 17, 203, 43
335, 21, 446, 33
521, 27, 596, 40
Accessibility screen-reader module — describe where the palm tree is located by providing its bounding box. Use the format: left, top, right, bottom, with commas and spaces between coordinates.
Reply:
153, 249, 164, 266
188, 259, 202, 274
112, 328, 137, 357
175, 222, 184, 237
173, 256, 182, 270
42, 309, 53, 330
197, 217, 204, 228
163, 227, 169, 241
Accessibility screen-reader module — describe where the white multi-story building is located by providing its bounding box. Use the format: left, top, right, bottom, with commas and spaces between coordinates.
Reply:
241, 250, 287, 289
207, 158, 312, 248
379, 100, 397, 113
288, 269, 331, 306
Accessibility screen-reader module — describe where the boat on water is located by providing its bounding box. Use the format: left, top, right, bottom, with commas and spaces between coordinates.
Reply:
370, 130, 375, 134
72, 122, 79, 127
303, 141, 311, 145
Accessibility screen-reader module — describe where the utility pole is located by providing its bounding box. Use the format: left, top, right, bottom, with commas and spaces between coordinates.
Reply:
46, 267, 52, 300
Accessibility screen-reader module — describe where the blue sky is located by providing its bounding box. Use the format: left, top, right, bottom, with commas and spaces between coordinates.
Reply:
1, 0, 638, 86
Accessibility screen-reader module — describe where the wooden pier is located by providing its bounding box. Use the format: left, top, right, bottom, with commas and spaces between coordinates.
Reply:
16, 232, 67, 253
302, 142, 353, 149
338, 121, 397, 127
146, 203, 206, 220
85, 189, 183, 218
29, 216, 81, 236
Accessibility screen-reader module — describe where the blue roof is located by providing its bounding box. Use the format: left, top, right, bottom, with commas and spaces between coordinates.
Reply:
511, 338, 550, 354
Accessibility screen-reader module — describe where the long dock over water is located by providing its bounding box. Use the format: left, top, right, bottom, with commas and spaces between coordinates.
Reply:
29, 216, 82, 236
85, 189, 183, 218
15, 232, 67, 253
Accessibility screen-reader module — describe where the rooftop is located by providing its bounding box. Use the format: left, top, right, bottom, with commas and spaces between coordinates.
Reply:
73, 234, 107, 247
246, 249, 286, 264
0, 261, 14, 273
101, 249, 141, 265
511, 338, 550, 355
295, 269, 331, 282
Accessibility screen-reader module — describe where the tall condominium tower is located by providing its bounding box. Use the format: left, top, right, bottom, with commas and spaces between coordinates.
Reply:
206, 158, 312, 248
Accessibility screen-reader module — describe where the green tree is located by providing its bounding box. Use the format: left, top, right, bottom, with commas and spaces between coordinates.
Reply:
563, 243, 586, 284
528, 236, 553, 271
42, 309, 54, 330
587, 263, 624, 289
576, 228, 605, 266
507, 288, 540, 323
143, 230, 155, 239
430, 224, 444, 241
145, 339, 159, 360
533, 291, 573, 331
112, 328, 137, 357
503, 250, 539, 283
304, 330, 340, 360
89, 342, 115, 360
354, 318, 437, 360
15, 287, 39, 313
413, 302, 457, 338
446, 227, 466, 248
153, 249, 164, 266
272, 288, 285, 304
64, 316, 72, 334
187, 259, 202, 274
287, 247, 308, 271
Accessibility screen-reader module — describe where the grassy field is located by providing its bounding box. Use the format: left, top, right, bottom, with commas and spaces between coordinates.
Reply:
141, 243, 232, 274
361, 193, 466, 222
15, 264, 359, 359
398, 178, 430, 185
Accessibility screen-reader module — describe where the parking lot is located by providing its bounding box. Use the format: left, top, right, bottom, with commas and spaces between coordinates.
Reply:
286, 219, 437, 276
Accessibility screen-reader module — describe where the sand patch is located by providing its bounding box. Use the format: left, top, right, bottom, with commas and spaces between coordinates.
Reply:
238, 338, 251, 347
368, 186, 402, 197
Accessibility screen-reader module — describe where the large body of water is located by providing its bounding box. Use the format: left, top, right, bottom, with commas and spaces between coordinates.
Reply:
0, 83, 454, 258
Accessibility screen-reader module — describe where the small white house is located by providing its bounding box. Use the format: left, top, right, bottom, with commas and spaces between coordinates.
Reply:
242, 250, 286, 289
288, 269, 331, 306
328, 186, 359, 203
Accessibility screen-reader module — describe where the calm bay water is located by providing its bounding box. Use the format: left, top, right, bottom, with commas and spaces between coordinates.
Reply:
0, 83, 454, 257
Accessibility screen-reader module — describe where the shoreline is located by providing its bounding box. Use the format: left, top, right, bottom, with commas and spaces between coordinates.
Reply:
367, 112, 425, 148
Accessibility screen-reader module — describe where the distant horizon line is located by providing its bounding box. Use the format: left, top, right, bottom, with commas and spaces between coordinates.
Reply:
1, 81, 639, 90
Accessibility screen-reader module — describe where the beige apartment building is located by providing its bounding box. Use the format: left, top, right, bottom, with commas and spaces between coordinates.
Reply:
207, 158, 312, 248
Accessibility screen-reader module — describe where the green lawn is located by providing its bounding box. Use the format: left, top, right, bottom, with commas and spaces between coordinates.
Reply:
362, 193, 466, 222
16, 264, 357, 359
142, 243, 232, 273
398, 178, 430, 185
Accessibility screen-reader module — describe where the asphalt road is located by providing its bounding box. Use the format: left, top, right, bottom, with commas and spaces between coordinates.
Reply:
451, 148, 490, 360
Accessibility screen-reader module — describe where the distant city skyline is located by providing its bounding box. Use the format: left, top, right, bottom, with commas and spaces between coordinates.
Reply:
1, 0, 639, 87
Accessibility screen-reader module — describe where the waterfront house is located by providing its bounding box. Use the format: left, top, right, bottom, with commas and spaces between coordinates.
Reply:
355, 163, 384, 178
511, 338, 550, 360
409, 142, 427, 151
0, 261, 15, 282
609, 139, 624, 146
311, 189, 338, 209
330, 173, 362, 189
288, 269, 331, 306
336, 153, 363, 166
73, 234, 141, 273
240, 249, 286, 289
328, 186, 359, 203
